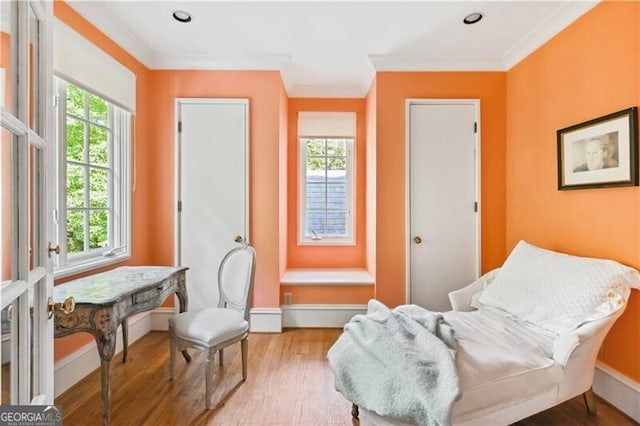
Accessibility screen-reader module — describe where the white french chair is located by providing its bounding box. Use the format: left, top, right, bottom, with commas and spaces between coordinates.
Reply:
169, 244, 256, 409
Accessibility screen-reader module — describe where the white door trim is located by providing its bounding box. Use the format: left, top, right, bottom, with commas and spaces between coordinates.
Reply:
404, 99, 481, 305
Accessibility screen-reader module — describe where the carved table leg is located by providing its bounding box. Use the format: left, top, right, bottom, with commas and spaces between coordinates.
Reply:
94, 308, 118, 426
100, 359, 113, 426
175, 283, 191, 362
121, 318, 129, 363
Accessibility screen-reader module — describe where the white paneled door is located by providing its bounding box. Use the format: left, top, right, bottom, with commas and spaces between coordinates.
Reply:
1, 0, 55, 405
176, 99, 249, 312
407, 101, 480, 311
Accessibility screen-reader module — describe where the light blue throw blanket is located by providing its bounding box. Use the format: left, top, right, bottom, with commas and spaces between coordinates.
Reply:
328, 300, 461, 426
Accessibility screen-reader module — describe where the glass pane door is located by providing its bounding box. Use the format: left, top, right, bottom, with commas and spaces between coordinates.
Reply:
0, 0, 53, 405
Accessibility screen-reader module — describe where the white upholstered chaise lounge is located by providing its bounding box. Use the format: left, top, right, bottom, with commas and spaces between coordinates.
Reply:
329, 241, 639, 426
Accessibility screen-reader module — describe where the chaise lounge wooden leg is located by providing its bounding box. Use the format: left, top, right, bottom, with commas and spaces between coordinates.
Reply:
351, 404, 359, 419
583, 388, 597, 416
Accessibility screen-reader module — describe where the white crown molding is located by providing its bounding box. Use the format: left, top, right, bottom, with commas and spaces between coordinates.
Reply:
149, 53, 291, 71
65, 1, 155, 67
502, 0, 599, 70
368, 55, 506, 72
287, 83, 369, 98
62, 0, 599, 98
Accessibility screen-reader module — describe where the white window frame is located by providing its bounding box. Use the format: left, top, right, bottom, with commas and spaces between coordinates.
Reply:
53, 77, 131, 278
298, 136, 355, 245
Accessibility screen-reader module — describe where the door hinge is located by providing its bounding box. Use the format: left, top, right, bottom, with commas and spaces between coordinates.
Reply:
474, 122, 478, 133
177, 201, 182, 212
474, 201, 478, 212
178, 121, 182, 133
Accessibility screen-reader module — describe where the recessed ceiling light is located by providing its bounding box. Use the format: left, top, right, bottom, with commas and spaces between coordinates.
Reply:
463, 12, 483, 25
172, 10, 192, 23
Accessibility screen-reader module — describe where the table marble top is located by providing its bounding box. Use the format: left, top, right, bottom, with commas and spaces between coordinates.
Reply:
53, 266, 188, 304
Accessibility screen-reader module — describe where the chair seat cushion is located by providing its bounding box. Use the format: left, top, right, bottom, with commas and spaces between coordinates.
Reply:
170, 308, 249, 347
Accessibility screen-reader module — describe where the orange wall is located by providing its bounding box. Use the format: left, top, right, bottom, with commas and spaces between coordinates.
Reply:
1, 32, 10, 111
365, 78, 377, 278
374, 72, 507, 307
53, 1, 153, 361
278, 85, 288, 278
506, 1, 640, 382
147, 70, 285, 311
280, 285, 373, 305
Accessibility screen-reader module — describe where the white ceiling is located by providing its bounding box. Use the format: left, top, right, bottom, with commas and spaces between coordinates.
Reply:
67, 0, 598, 98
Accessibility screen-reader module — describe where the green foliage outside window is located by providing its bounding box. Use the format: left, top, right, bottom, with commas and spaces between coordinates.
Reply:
305, 138, 348, 171
65, 83, 110, 254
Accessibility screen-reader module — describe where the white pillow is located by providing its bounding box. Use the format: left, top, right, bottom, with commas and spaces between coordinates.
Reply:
476, 240, 640, 335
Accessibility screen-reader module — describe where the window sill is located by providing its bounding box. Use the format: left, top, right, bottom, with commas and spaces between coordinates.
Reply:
281, 268, 374, 286
54, 253, 130, 280
297, 239, 355, 246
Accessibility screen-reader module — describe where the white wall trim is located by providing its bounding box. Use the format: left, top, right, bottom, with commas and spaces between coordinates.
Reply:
151, 306, 283, 333
282, 304, 365, 328
593, 362, 640, 422
250, 308, 282, 333
369, 55, 505, 72
150, 53, 290, 71
54, 312, 151, 397
150, 307, 176, 331
65, 1, 154, 66
281, 268, 374, 286
502, 1, 598, 70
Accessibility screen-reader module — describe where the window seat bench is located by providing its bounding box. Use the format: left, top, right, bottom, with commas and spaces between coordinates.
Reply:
281, 268, 374, 286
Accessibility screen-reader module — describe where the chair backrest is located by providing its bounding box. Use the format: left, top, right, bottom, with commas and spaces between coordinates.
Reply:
217, 244, 256, 321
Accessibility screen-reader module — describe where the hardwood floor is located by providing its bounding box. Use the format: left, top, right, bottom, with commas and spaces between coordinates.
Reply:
55, 329, 637, 426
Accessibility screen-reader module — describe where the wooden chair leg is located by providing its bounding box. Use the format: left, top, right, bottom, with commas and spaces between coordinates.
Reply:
169, 326, 176, 380
205, 350, 213, 410
583, 388, 597, 416
351, 404, 359, 419
241, 338, 248, 381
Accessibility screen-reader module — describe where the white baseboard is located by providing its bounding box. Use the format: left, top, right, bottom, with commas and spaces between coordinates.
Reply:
593, 362, 640, 422
250, 308, 282, 333
150, 307, 176, 331
282, 304, 365, 328
54, 312, 152, 398
150, 306, 283, 333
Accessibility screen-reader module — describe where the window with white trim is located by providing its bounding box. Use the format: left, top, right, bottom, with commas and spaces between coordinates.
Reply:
54, 78, 131, 276
298, 112, 355, 245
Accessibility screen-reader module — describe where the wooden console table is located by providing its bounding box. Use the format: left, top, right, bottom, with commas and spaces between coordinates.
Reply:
53, 266, 189, 426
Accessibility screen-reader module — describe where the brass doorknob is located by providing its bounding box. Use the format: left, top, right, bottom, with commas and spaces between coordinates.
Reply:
48, 296, 76, 319
413, 236, 422, 244
234, 235, 244, 243
48, 243, 60, 257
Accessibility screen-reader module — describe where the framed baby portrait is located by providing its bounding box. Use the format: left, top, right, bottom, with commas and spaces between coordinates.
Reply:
557, 107, 638, 190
